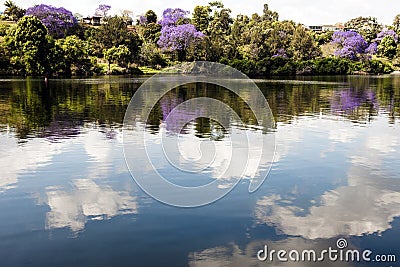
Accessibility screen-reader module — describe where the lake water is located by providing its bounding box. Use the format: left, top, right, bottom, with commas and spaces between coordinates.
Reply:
0, 75, 400, 266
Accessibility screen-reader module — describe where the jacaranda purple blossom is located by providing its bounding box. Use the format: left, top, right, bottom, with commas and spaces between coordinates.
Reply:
25, 4, 77, 38
331, 31, 368, 60
157, 24, 205, 52
159, 8, 189, 27
365, 42, 378, 54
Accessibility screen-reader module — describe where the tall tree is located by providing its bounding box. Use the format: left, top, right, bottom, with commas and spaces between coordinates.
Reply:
6, 16, 49, 75
88, 16, 142, 61
141, 22, 162, 43
289, 23, 321, 61
192, 5, 211, 33
56, 35, 91, 75
3, 0, 25, 21
96, 16, 129, 49
158, 24, 205, 54
378, 36, 397, 59
206, 2, 233, 60
138, 10, 161, 44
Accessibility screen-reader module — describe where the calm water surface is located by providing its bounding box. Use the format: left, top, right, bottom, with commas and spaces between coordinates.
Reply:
0, 75, 400, 266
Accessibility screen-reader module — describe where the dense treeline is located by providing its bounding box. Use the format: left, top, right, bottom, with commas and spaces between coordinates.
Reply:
0, 1, 400, 76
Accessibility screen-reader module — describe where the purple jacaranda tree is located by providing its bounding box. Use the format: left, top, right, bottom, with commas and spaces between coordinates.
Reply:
331, 31, 368, 60
95, 4, 111, 17
25, 4, 77, 38
159, 8, 189, 27
157, 8, 204, 61
158, 24, 205, 52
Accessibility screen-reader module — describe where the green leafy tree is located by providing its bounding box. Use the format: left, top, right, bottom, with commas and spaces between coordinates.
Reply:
104, 45, 131, 72
139, 42, 167, 67
3, 0, 26, 21
89, 16, 142, 61
140, 22, 162, 43
125, 31, 142, 62
206, 2, 233, 61
314, 31, 334, 46
84, 27, 102, 56
97, 16, 129, 49
289, 23, 321, 61
378, 36, 397, 59
192, 5, 211, 33
56, 35, 91, 75
6, 16, 49, 75
235, 20, 269, 60
0, 23, 11, 36
0, 42, 12, 73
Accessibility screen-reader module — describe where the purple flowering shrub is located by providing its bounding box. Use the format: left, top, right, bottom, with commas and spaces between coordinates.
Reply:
331, 31, 368, 60
25, 4, 77, 38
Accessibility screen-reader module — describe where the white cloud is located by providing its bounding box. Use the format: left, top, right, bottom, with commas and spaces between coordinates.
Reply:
255, 118, 400, 240
46, 179, 138, 232
0, 128, 123, 192
0, 133, 72, 192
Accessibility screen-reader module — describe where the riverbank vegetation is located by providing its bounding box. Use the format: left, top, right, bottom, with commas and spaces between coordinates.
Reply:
0, 1, 400, 77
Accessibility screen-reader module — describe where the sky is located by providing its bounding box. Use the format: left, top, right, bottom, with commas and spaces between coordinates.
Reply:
1, 0, 398, 26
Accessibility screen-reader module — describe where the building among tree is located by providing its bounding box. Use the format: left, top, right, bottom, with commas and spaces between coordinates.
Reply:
82, 16, 102, 26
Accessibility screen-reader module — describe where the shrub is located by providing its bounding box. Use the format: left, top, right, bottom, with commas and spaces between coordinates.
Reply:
313, 58, 351, 74
362, 59, 393, 74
